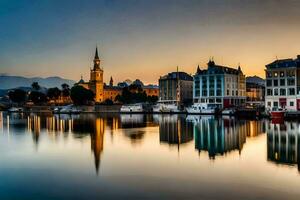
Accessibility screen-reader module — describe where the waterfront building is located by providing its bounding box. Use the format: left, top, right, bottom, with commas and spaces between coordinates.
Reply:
77, 47, 105, 102
159, 71, 193, 105
193, 60, 246, 109
103, 77, 122, 102
142, 85, 159, 97
265, 55, 300, 111
246, 76, 265, 105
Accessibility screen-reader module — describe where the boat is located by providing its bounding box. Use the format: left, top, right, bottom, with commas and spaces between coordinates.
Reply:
120, 103, 144, 113
8, 107, 23, 113
59, 105, 81, 114
186, 103, 215, 115
152, 100, 180, 113
270, 107, 285, 119
221, 108, 236, 116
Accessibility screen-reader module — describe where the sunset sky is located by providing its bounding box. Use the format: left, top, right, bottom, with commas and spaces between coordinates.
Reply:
1, 0, 300, 84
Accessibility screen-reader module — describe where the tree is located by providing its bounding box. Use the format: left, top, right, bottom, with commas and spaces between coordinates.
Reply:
28, 91, 47, 104
8, 89, 27, 104
61, 83, 70, 97
115, 86, 156, 104
31, 82, 40, 91
47, 87, 61, 100
70, 85, 94, 105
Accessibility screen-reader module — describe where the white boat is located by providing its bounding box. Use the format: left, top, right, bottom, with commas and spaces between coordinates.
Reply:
222, 108, 235, 115
120, 104, 144, 113
8, 107, 23, 112
186, 103, 215, 115
153, 100, 179, 113
59, 105, 81, 114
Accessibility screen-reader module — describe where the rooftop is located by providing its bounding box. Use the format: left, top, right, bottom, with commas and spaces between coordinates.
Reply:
196, 60, 242, 75
160, 71, 193, 81
266, 55, 300, 69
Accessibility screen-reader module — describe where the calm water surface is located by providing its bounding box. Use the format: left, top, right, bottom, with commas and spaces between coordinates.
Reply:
0, 112, 300, 199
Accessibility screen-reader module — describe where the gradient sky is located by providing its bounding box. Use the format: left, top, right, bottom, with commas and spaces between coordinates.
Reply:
1, 0, 300, 84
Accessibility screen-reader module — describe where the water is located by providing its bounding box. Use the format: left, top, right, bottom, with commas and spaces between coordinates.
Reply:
0, 112, 300, 200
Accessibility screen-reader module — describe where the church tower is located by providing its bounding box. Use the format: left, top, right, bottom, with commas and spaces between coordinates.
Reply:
89, 47, 104, 102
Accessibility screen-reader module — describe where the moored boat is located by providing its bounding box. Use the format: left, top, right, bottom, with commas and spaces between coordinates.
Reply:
8, 107, 23, 113
186, 103, 215, 115
152, 100, 180, 113
120, 103, 144, 113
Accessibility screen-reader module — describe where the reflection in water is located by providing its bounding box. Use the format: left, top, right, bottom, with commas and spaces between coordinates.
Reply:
92, 118, 104, 174
3, 112, 300, 199
3, 113, 266, 172
267, 121, 300, 171
191, 116, 265, 159
159, 115, 193, 149
0, 112, 3, 133
194, 117, 247, 159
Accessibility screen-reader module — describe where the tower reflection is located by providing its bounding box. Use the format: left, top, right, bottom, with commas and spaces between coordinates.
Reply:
267, 121, 300, 172
26, 113, 121, 173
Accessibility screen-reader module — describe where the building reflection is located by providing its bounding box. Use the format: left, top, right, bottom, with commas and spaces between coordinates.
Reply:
267, 121, 300, 172
26, 114, 118, 173
194, 117, 250, 159
120, 114, 158, 129
91, 118, 104, 174
159, 115, 194, 149
0, 112, 3, 133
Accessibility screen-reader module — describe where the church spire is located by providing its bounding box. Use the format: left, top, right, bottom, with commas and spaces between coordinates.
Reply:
93, 46, 101, 70
95, 46, 99, 60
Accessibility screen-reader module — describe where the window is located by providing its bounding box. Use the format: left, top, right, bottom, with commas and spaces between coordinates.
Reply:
266, 80, 272, 87
202, 90, 207, 96
266, 72, 272, 78
287, 70, 295, 77
209, 90, 214, 96
273, 80, 278, 86
290, 101, 294, 107
267, 102, 271, 107
280, 79, 285, 86
280, 71, 285, 77
209, 77, 214, 88
227, 90, 230, 95
287, 78, 295, 86
289, 88, 295, 95
274, 72, 278, 77
267, 89, 272, 96
280, 89, 286, 96
273, 101, 278, 107
216, 90, 222, 96
274, 89, 278, 96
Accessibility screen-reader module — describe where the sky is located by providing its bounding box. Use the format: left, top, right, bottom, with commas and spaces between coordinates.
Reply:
1, 0, 300, 84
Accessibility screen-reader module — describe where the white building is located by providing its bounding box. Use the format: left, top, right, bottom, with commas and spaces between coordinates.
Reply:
265, 55, 300, 111
193, 60, 246, 109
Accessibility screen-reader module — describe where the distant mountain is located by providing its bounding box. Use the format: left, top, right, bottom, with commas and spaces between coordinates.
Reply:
246, 76, 265, 86
0, 75, 76, 90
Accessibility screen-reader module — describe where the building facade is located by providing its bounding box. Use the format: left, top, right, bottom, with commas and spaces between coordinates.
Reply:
246, 82, 265, 103
193, 60, 246, 109
265, 55, 300, 111
77, 48, 159, 103
159, 71, 193, 105
77, 47, 105, 102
